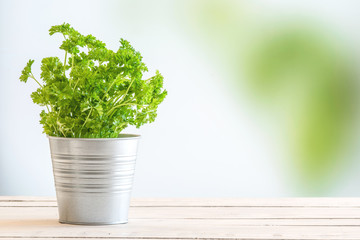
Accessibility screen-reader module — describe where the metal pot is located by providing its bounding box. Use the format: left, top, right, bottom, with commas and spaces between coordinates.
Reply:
48, 134, 140, 225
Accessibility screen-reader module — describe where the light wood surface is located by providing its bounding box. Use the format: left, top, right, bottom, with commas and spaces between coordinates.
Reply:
1, 197, 360, 239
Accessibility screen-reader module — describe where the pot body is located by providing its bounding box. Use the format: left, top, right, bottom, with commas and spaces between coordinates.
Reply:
48, 134, 140, 225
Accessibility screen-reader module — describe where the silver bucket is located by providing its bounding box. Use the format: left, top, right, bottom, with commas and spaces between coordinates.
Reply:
48, 134, 140, 225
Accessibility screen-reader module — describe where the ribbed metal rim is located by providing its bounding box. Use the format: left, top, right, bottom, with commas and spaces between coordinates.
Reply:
47, 134, 141, 141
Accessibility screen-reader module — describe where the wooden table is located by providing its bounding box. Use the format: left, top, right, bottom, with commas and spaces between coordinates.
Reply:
1, 197, 360, 239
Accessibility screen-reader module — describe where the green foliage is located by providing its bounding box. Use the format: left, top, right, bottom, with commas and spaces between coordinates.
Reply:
20, 60, 35, 83
20, 23, 167, 138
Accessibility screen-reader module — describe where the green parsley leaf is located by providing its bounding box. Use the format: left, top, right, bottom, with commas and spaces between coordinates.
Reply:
20, 59, 35, 83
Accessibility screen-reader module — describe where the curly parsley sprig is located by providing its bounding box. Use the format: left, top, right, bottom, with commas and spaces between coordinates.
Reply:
20, 23, 167, 138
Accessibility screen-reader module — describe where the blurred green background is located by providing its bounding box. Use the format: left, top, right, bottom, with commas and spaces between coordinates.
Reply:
182, 0, 360, 194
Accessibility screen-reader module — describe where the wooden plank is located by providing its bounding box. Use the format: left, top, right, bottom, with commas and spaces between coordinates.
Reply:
0, 238, 184, 240
1, 218, 360, 239
130, 198, 360, 208
127, 206, 360, 219
0, 196, 56, 202
0, 236, 173, 240
1, 214, 360, 227
0, 201, 58, 207
1, 206, 360, 220
1, 197, 360, 207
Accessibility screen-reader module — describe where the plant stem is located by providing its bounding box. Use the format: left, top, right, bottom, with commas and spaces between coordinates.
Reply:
62, 34, 68, 77
113, 78, 135, 104
106, 100, 143, 117
72, 54, 74, 70
73, 78, 80, 91
56, 108, 66, 137
101, 76, 121, 102
58, 124, 66, 137
30, 74, 43, 88
64, 51, 68, 75
80, 108, 93, 130
68, 55, 74, 87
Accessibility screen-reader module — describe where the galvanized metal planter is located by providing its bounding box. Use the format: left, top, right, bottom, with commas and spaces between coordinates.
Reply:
48, 134, 140, 225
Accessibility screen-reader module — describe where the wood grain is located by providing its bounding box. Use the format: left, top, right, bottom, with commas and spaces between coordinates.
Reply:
0, 197, 360, 239
2, 197, 360, 206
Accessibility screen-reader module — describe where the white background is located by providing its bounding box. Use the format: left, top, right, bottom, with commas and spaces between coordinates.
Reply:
1, 0, 360, 197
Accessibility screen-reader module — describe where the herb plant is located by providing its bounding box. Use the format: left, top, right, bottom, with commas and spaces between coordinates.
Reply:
20, 23, 167, 138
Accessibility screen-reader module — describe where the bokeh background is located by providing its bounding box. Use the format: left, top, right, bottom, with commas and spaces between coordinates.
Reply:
1, 0, 360, 197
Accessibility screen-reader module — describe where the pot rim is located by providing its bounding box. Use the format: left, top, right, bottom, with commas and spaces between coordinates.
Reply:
47, 134, 141, 141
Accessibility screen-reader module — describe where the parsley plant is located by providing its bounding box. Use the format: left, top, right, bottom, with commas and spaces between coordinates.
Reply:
20, 23, 167, 138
